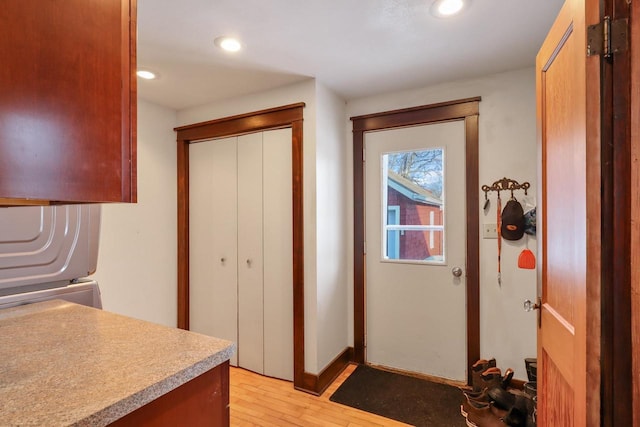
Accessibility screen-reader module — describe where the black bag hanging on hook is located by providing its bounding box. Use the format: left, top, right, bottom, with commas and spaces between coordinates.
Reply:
501, 198, 525, 241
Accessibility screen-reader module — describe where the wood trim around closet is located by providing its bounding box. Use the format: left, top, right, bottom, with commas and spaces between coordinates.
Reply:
175, 103, 305, 389
631, 0, 640, 422
350, 97, 481, 385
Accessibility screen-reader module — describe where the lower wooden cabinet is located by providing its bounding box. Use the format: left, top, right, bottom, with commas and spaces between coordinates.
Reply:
110, 362, 230, 426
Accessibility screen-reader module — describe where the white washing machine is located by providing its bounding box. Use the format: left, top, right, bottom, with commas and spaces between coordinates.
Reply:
0, 204, 102, 309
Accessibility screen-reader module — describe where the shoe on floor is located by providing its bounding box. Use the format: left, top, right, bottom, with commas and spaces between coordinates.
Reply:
471, 358, 497, 391
462, 402, 508, 426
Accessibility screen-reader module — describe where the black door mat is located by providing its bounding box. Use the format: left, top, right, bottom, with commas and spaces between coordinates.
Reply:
329, 364, 466, 427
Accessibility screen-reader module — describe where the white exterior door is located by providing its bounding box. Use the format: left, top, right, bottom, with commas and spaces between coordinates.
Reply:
189, 129, 293, 381
365, 121, 467, 381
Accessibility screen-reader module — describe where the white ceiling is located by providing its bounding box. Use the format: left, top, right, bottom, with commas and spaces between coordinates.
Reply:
137, 0, 564, 111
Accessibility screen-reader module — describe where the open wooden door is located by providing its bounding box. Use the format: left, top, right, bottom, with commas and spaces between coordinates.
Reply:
536, 0, 601, 424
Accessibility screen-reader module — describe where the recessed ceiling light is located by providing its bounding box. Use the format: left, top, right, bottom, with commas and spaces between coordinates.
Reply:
214, 36, 242, 52
430, 0, 468, 18
136, 70, 157, 80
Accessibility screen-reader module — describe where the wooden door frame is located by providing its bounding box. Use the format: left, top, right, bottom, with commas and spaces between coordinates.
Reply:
631, 0, 640, 423
174, 103, 306, 389
351, 97, 481, 384
601, 0, 633, 425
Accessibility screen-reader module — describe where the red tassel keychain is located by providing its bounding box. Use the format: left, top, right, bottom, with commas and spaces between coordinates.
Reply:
497, 194, 502, 284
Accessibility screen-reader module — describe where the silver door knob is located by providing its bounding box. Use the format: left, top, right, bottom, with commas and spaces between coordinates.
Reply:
452, 267, 463, 277
524, 299, 541, 312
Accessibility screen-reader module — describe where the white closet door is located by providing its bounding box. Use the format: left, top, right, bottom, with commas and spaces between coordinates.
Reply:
189, 137, 238, 366
237, 132, 265, 375
263, 128, 293, 381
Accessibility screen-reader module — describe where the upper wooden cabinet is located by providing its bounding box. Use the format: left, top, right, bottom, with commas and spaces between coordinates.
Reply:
0, 0, 137, 205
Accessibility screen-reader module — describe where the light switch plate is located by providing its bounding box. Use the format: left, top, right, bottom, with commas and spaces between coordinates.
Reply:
483, 223, 498, 239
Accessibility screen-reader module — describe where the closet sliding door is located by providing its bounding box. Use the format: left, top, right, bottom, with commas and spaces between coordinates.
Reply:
189, 129, 293, 381
189, 137, 238, 366
237, 132, 265, 374
262, 129, 293, 381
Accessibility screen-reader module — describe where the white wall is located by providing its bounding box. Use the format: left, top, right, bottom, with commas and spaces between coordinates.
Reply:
345, 67, 538, 380
177, 80, 352, 374
93, 69, 537, 381
176, 80, 324, 373
91, 99, 178, 327
315, 82, 350, 371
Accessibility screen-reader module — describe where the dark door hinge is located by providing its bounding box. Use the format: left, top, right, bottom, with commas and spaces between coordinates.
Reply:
587, 16, 628, 59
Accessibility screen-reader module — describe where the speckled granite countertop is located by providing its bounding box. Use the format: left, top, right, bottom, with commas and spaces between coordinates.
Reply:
0, 300, 235, 426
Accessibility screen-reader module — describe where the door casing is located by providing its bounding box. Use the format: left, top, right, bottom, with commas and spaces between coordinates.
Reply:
351, 97, 481, 384
599, 0, 633, 424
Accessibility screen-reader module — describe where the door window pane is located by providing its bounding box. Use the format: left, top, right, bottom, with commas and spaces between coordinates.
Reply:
387, 206, 400, 259
381, 148, 445, 263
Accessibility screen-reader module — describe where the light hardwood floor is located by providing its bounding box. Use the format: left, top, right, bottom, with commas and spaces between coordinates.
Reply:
230, 364, 411, 426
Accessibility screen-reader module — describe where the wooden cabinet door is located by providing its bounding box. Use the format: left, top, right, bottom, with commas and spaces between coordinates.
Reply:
110, 362, 230, 427
536, 0, 600, 424
0, 0, 136, 204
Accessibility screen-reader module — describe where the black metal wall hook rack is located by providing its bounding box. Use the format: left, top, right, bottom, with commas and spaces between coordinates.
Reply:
482, 177, 530, 200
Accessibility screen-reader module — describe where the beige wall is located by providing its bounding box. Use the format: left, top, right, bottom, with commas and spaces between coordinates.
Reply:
96, 68, 538, 380
91, 99, 178, 327
176, 80, 327, 374
176, 80, 351, 375
314, 82, 350, 371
